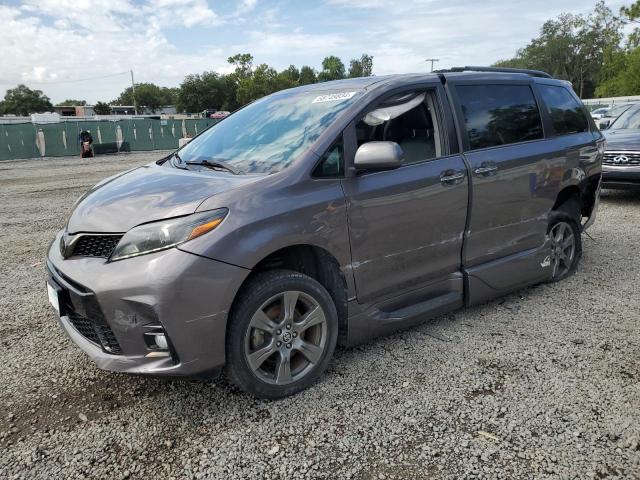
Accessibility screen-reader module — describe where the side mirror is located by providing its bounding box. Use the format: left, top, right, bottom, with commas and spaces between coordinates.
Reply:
354, 141, 404, 171
599, 119, 611, 130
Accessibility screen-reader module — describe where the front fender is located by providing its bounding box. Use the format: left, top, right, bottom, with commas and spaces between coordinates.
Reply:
178, 176, 352, 285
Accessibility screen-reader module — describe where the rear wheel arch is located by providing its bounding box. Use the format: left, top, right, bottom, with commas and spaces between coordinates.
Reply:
552, 185, 581, 219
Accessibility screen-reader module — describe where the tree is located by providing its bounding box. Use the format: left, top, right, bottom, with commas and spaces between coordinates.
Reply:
348, 54, 374, 78
276, 65, 300, 90
114, 83, 175, 113
177, 71, 233, 112
299, 66, 317, 85
93, 101, 111, 115
0, 85, 53, 116
596, 47, 640, 96
595, 1, 640, 96
621, 1, 640, 48
227, 53, 254, 83
56, 99, 86, 106
493, 1, 622, 98
318, 56, 346, 82
236, 63, 279, 105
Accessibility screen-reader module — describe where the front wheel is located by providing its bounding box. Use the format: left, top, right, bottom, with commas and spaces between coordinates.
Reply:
547, 211, 582, 282
225, 270, 338, 399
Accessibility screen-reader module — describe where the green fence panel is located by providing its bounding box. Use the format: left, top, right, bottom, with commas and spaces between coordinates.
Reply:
183, 119, 198, 138
153, 120, 179, 150
127, 119, 154, 151
95, 121, 117, 146
0, 123, 39, 160
39, 123, 72, 157
64, 121, 86, 156
115, 120, 134, 151
0, 117, 223, 160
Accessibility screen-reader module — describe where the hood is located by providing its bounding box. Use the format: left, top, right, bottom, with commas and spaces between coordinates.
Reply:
67, 163, 263, 233
603, 129, 640, 151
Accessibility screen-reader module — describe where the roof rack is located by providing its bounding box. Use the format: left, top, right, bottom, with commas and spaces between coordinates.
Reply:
437, 66, 553, 79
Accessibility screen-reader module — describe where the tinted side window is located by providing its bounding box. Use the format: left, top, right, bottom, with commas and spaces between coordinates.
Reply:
538, 84, 589, 135
312, 139, 343, 177
456, 84, 544, 150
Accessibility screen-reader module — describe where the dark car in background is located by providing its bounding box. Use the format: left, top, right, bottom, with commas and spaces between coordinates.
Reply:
46, 67, 602, 398
602, 103, 640, 189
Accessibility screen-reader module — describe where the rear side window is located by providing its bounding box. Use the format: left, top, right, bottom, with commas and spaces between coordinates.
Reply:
456, 84, 544, 150
538, 84, 589, 135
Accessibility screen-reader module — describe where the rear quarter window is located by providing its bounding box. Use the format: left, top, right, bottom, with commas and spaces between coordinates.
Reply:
456, 84, 544, 150
538, 84, 589, 135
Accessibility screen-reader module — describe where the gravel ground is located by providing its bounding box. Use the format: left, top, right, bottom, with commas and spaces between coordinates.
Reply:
0, 152, 639, 480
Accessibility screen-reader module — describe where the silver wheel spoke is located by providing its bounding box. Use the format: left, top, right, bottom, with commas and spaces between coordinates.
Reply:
282, 291, 299, 322
295, 340, 323, 365
561, 234, 574, 250
247, 342, 276, 371
245, 290, 328, 386
275, 352, 292, 384
554, 223, 565, 243
296, 306, 325, 332
250, 309, 277, 333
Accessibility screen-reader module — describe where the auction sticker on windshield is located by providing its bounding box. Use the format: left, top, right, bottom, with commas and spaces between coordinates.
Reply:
312, 92, 357, 103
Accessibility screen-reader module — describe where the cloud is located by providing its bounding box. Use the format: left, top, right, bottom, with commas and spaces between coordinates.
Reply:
241, 30, 347, 57
0, 0, 629, 104
0, 3, 227, 103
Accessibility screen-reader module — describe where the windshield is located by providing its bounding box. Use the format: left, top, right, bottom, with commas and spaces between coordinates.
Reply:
176, 90, 362, 174
610, 105, 640, 130
606, 104, 632, 118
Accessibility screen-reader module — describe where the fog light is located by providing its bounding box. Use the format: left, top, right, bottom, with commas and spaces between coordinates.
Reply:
143, 326, 170, 352
155, 334, 168, 350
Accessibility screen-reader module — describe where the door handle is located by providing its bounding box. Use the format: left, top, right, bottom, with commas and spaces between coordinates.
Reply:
474, 165, 498, 176
440, 170, 465, 185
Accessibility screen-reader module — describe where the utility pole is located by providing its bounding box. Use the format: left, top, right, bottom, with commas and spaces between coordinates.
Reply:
425, 58, 440, 72
130, 69, 138, 115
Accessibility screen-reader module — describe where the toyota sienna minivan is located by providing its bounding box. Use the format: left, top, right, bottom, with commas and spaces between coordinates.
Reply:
46, 67, 602, 398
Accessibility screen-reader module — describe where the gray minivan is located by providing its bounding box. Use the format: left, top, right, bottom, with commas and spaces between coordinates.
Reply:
46, 67, 602, 398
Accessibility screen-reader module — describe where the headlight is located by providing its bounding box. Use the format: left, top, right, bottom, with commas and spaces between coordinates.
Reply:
109, 208, 228, 261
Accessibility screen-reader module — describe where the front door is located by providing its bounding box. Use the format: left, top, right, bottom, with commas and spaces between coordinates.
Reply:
342, 87, 468, 304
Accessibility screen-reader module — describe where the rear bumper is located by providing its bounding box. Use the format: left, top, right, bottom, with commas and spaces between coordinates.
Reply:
46, 229, 250, 376
602, 165, 640, 189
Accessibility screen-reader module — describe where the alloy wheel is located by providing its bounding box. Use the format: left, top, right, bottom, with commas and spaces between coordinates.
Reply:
549, 221, 576, 279
244, 290, 328, 385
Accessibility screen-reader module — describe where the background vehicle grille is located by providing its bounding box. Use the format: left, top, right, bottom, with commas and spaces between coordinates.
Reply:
603, 151, 640, 166
68, 313, 123, 354
72, 235, 122, 258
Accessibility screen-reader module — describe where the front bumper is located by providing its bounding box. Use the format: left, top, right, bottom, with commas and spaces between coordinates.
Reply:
602, 164, 640, 189
46, 229, 250, 376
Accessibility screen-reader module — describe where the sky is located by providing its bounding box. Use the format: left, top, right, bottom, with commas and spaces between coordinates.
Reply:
0, 0, 628, 104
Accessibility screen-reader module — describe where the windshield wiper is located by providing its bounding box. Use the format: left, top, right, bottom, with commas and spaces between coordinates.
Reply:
185, 159, 239, 175
171, 152, 188, 170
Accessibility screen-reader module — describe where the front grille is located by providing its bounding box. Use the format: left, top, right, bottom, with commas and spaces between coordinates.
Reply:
68, 313, 123, 354
603, 151, 640, 166
52, 271, 124, 355
72, 235, 122, 258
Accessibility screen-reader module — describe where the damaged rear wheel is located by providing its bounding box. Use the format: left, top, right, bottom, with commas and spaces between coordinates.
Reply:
547, 210, 582, 282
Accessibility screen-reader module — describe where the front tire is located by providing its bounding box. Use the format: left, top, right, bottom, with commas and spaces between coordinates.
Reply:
225, 270, 338, 399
